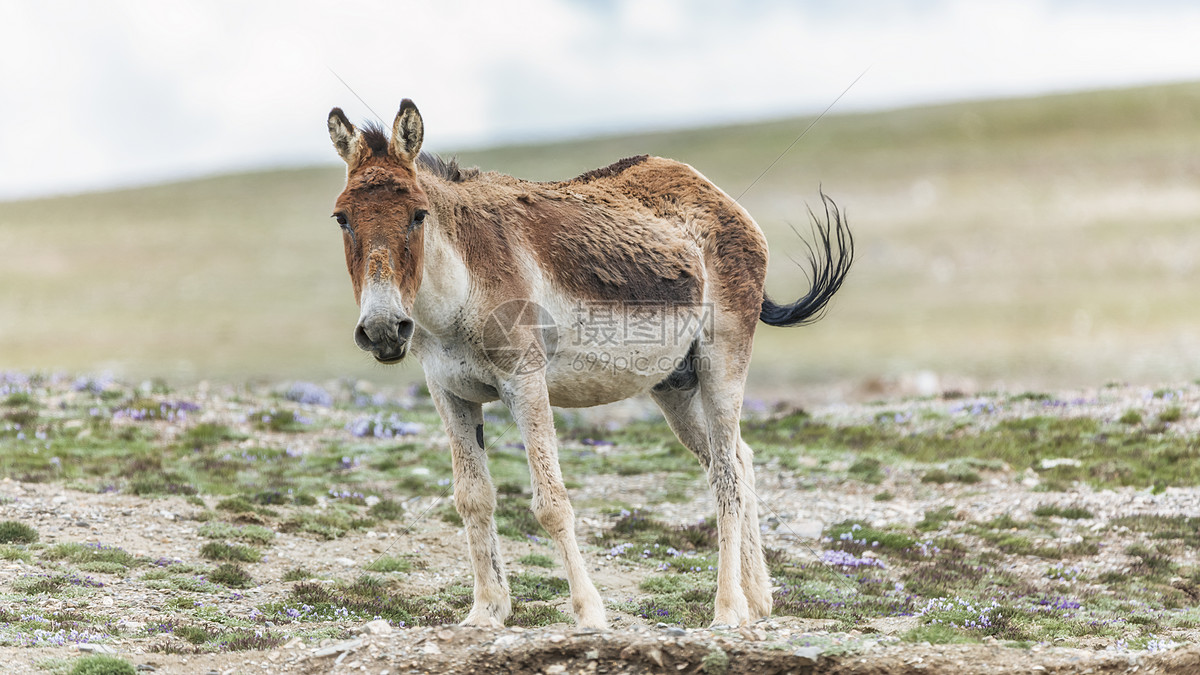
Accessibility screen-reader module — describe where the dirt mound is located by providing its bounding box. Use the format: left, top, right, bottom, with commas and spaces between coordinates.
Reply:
6, 624, 1196, 674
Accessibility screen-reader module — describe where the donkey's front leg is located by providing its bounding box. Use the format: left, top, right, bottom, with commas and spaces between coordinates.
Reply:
428, 383, 511, 628
502, 377, 607, 629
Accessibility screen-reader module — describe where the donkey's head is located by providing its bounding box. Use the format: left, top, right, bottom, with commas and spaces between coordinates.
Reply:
328, 100, 428, 363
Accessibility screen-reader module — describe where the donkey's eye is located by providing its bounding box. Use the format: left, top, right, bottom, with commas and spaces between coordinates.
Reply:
333, 213, 348, 227
411, 210, 427, 227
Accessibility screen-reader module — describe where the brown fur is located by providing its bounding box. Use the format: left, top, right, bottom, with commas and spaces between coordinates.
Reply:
611, 160, 769, 328
412, 159, 736, 308
521, 196, 703, 305
427, 182, 524, 291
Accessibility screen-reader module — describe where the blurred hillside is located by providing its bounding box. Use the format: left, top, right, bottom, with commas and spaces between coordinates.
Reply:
3, 82, 1200, 398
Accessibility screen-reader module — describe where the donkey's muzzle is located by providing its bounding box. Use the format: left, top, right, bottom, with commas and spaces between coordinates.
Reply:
354, 313, 415, 364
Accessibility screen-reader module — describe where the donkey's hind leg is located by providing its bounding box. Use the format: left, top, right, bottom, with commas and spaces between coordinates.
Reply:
652, 386, 772, 622
428, 383, 511, 628
736, 438, 772, 619
696, 348, 748, 624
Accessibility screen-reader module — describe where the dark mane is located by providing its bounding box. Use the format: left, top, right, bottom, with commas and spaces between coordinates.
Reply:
358, 120, 478, 182
361, 121, 390, 157
417, 152, 478, 183
566, 155, 650, 184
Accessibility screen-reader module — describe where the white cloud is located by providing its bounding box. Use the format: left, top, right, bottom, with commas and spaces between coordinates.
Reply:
1, 0, 1199, 198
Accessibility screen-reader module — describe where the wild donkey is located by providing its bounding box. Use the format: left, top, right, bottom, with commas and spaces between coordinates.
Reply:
327, 100, 852, 628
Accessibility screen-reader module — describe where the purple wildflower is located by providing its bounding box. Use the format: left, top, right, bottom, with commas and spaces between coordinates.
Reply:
287, 382, 333, 407
820, 549, 885, 568
605, 542, 635, 559
73, 373, 116, 395
346, 413, 423, 438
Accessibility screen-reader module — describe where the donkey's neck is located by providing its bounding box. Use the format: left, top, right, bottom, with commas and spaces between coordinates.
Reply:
410, 191, 470, 337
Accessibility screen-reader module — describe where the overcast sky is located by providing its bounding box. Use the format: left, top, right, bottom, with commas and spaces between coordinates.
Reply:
3, 0, 1200, 199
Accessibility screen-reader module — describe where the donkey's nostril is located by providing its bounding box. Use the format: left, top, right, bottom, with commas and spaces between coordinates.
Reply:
398, 318, 415, 341
354, 323, 373, 350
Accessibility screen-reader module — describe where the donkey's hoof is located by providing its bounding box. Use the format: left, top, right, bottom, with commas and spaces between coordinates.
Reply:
460, 611, 504, 629
747, 595, 774, 621
575, 612, 608, 630
573, 605, 608, 630
711, 606, 751, 627
712, 592, 752, 628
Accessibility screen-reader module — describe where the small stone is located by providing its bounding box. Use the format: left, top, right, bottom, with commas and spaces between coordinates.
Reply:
585, 649, 599, 660
101, 597, 114, 607
738, 626, 759, 641
159, 510, 175, 521
545, 665, 567, 674
311, 638, 364, 658
78, 644, 117, 654
336, 557, 356, 566
421, 642, 442, 655
793, 646, 821, 664
494, 635, 520, 649
437, 629, 454, 641
548, 634, 566, 643
1040, 457, 1081, 470
364, 619, 393, 635
283, 637, 305, 649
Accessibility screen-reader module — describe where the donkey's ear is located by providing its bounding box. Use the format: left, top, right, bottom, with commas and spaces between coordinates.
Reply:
328, 108, 361, 165
390, 99, 423, 164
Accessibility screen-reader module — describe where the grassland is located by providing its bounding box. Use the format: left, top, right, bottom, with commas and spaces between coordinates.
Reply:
3, 374, 1200, 664
3, 82, 1200, 393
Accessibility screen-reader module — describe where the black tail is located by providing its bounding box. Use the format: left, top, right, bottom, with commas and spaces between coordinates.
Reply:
760, 191, 854, 327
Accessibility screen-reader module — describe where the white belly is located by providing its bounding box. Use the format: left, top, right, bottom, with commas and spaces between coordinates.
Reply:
540, 297, 700, 408
543, 340, 690, 407
414, 293, 704, 408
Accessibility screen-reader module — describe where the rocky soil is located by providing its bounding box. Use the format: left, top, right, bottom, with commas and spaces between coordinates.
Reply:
2, 375, 1200, 673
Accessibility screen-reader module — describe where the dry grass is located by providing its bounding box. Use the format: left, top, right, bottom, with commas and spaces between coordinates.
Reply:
4, 82, 1200, 393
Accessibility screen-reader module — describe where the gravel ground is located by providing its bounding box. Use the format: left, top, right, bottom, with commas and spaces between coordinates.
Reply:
2, 377, 1200, 673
